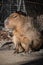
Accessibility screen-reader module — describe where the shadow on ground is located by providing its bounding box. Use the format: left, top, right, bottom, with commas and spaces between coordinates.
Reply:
22, 58, 43, 65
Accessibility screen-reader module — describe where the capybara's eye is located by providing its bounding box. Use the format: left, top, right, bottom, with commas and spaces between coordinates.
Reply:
13, 15, 17, 18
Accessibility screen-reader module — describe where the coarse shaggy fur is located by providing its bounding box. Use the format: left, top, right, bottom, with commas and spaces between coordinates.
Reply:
4, 12, 43, 53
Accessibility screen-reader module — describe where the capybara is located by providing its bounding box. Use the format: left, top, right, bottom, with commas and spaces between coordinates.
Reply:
4, 12, 43, 53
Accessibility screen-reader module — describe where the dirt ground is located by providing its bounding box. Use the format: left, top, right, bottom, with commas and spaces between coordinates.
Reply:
0, 40, 43, 65
0, 49, 43, 65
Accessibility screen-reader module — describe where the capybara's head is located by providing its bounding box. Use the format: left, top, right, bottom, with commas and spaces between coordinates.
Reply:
4, 13, 19, 31
4, 12, 25, 32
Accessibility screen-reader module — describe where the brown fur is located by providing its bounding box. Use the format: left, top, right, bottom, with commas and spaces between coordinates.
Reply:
4, 12, 42, 53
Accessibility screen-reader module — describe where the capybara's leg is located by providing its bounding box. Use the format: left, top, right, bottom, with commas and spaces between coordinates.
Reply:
12, 35, 19, 53
12, 35, 23, 53
21, 37, 32, 53
21, 42, 32, 53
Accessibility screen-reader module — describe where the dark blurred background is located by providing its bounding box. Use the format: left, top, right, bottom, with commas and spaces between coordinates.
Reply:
0, 0, 43, 27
